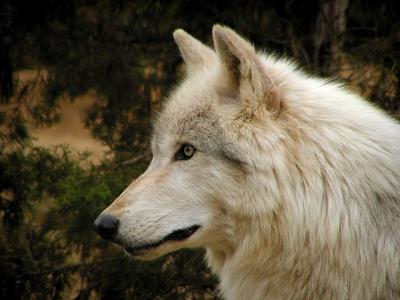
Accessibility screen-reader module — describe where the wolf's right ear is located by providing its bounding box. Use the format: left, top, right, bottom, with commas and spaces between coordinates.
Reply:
173, 29, 217, 75
213, 25, 280, 119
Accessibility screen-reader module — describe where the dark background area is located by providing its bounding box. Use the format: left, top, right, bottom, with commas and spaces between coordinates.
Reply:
0, 0, 399, 299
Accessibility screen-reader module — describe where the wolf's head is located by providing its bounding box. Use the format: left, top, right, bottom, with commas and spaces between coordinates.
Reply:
94, 25, 292, 260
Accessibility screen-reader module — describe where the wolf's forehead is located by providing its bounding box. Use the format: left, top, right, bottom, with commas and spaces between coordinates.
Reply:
152, 94, 244, 166
154, 98, 220, 141
153, 75, 220, 134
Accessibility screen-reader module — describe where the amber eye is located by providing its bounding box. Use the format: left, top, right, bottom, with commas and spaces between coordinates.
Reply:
175, 144, 196, 161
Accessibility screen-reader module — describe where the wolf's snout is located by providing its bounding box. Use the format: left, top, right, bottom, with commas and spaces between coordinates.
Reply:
94, 213, 120, 240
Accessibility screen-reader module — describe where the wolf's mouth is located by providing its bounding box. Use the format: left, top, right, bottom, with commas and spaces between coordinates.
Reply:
126, 225, 201, 255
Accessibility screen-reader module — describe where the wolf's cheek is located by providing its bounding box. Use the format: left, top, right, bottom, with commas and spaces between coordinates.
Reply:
98, 163, 213, 255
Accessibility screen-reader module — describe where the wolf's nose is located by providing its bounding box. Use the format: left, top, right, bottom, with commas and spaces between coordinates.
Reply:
94, 214, 120, 240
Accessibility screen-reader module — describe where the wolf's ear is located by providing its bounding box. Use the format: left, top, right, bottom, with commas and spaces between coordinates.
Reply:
212, 25, 280, 118
173, 29, 217, 75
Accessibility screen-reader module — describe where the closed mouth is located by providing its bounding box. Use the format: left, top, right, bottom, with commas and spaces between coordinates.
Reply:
126, 225, 201, 255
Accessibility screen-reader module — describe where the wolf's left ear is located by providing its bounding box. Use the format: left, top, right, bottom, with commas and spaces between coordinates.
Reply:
173, 29, 217, 75
212, 25, 280, 118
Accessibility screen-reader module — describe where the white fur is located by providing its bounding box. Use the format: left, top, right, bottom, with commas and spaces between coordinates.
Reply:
100, 25, 400, 299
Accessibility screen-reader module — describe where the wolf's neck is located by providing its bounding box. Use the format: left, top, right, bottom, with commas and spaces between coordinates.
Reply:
205, 201, 400, 300
205, 217, 286, 299
205, 214, 352, 300
205, 224, 315, 300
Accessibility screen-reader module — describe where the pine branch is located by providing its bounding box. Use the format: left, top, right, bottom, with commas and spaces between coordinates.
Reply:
16, 258, 123, 279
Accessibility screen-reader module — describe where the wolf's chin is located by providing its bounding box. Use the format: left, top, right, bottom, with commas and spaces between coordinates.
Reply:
124, 248, 159, 261
123, 225, 201, 259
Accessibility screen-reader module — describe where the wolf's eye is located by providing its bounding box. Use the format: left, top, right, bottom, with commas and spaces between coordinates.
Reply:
175, 144, 196, 161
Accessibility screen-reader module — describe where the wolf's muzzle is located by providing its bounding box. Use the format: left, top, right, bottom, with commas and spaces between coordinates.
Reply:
94, 213, 120, 240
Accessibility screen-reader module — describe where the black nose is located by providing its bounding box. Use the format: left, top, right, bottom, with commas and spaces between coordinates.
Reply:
94, 214, 120, 240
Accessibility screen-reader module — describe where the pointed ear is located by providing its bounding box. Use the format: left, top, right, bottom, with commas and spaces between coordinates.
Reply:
173, 29, 217, 75
212, 25, 280, 118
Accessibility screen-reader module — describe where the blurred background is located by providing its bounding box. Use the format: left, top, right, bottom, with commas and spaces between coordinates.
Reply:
0, 0, 399, 299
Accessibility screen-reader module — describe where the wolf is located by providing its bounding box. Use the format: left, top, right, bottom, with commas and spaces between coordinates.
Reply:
94, 25, 400, 299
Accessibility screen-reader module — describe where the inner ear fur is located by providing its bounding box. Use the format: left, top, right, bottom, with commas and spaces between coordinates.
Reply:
212, 24, 281, 119
173, 29, 217, 75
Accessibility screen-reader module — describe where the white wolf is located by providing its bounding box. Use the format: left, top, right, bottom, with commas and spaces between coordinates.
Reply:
94, 25, 400, 299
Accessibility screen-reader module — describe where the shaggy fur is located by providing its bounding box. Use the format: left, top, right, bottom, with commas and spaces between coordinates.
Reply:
97, 25, 400, 299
